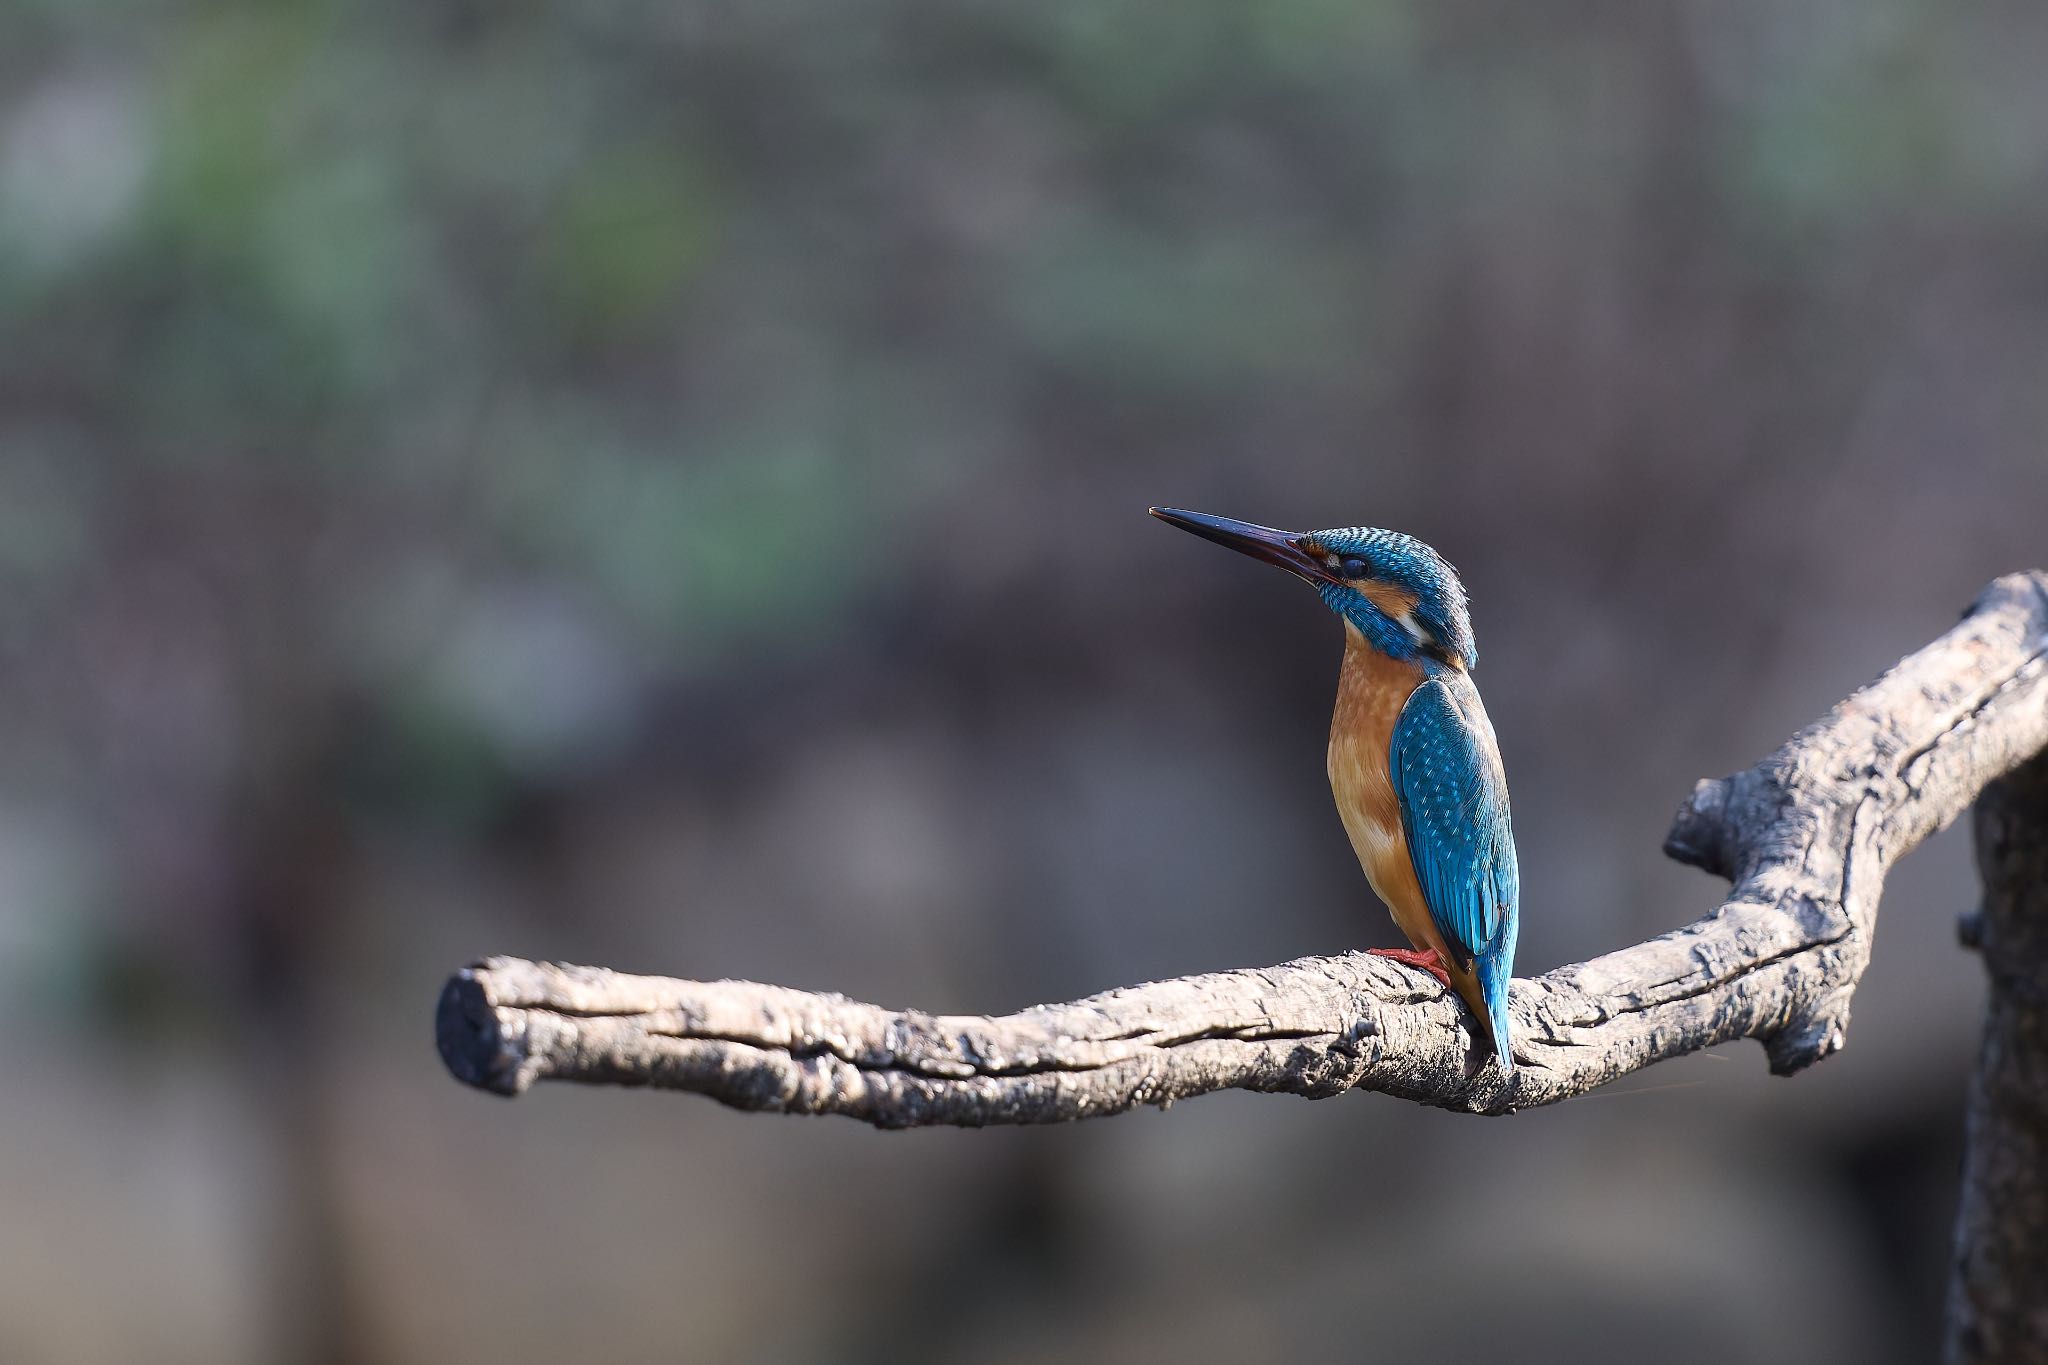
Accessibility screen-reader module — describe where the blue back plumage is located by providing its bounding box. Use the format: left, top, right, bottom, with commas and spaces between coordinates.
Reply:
1389, 673, 1520, 1073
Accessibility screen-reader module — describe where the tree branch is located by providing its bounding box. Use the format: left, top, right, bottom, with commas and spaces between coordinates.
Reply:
436, 573, 2048, 1126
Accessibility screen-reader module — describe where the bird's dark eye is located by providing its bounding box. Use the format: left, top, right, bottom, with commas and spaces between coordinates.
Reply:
1339, 555, 1372, 580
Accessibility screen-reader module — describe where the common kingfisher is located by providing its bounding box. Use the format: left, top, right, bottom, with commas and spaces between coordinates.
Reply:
1151, 508, 1520, 1076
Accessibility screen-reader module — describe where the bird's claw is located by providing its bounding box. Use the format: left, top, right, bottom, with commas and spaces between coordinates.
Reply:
1366, 946, 1453, 989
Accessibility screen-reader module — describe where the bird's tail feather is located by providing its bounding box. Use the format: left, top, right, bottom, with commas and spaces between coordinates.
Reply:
1480, 958, 1515, 1079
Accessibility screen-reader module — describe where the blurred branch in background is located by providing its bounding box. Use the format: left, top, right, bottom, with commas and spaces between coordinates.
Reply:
440, 573, 2048, 1333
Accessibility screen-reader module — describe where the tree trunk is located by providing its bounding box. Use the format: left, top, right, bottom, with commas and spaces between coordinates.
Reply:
1948, 751, 2048, 1363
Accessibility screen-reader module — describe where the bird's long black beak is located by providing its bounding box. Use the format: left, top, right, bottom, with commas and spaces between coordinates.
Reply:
1148, 507, 1335, 584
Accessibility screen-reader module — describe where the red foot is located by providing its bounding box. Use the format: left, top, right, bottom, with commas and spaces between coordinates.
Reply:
1368, 946, 1453, 989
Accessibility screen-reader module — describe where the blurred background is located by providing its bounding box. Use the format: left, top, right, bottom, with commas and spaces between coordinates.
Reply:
3, 0, 2046, 1361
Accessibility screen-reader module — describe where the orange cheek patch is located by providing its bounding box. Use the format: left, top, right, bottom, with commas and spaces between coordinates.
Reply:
1359, 581, 1421, 620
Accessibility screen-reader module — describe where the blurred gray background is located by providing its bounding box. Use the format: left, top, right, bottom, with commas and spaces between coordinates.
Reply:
3, 0, 2046, 1361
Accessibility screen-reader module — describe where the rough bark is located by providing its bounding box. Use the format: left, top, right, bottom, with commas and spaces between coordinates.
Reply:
437, 573, 2048, 1125
1946, 750, 2048, 1363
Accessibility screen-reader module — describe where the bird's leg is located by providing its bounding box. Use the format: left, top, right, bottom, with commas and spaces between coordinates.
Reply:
1367, 946, 1453, 989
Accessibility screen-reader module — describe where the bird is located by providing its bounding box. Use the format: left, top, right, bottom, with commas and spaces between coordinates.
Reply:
1150, 506, 1520, 1076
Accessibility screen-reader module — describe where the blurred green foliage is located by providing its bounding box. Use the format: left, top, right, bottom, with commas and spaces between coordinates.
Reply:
2, 0, 2045, 996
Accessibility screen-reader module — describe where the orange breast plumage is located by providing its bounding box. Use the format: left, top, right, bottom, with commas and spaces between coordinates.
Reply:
1325, 624, 1452, 965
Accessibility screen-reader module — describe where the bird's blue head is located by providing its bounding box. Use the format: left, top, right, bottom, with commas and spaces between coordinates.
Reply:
1150, 507, 1476, 668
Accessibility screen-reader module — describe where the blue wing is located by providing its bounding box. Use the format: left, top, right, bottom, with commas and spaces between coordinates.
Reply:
1388, 676, 1519, 972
